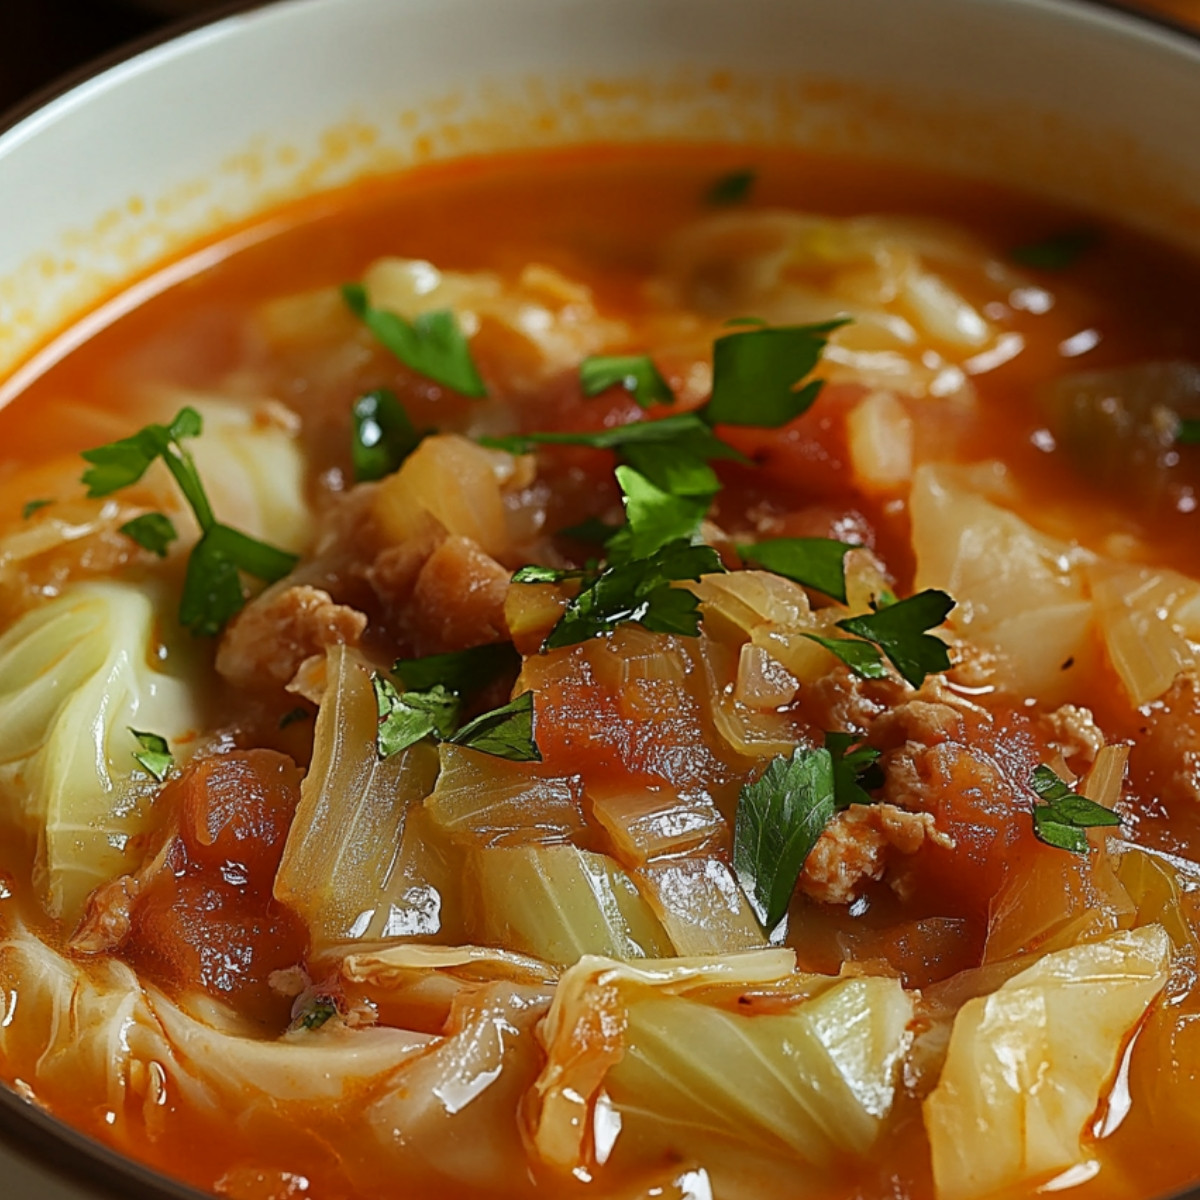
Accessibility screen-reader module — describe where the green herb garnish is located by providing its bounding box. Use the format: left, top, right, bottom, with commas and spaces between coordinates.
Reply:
606, 465, 712, 562
1010, 229, 1098, 271
342, 283, 487, 398
374, 677, 460, 758
835, 589, 954, 688
825, 731, 884, 810
738, 537, 859, 603
581, 355, 674, 409
294, 997, 338, 1031
351, 388, 424, 482
733, 745, 837, 929
800, 633, 888, 680
449, 690, 541, 762
279, 707, 312, 729
82, 407, 299, 636
1176, 418, 1200, 446
129, 729, 173, 782
21, 499, 52, 520
1030, 764, 1121, 854
703, 319, 849, 428
705, 168, 756, 206
393, 642, 520, 697
120, 512, 178, 559
516, 539, 724, 650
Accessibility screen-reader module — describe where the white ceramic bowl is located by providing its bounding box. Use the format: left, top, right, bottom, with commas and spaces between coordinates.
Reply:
2, 0, 1200, 1196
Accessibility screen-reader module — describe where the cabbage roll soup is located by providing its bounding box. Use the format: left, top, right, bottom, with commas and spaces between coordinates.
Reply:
3, 145, 1200, 1200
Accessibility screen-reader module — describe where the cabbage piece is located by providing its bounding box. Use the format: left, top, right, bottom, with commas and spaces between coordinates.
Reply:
528, 951, 913, 1187
468, 844, 672, 965
274, 645, 451, 956
182, 396, 311, 553
0, 582, 203, 922
658, 210, 1019, 401
635, 857, 766, 956
362, 257, 628, 386
924, 925, 1171, 1200
350, 979, 554, 1193
426, 743, 586, 848
586, 778, 725, 866
0, 924, 432, 1137
910, 463, 1095, 698
1089, 563, 1200, 707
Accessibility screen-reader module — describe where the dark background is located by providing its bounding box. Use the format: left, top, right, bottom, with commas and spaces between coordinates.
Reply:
3, 0, 1200, 127
0, 0, 212, 119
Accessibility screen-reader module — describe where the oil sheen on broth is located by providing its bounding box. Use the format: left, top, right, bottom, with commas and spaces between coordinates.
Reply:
0, 145, 1198, 1200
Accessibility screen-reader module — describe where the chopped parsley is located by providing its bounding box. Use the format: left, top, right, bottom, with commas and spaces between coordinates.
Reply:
21, 498, 52, 520
375, 657, 539, 762
1030, 764, 1121, 854
351, 388, 423, 481
129, 729, 173, 782
581, 355, 674, 409
449, 690, 541, 762
825, 731, 884, 810
1176, 418, 1200, 446
801, 633, 888, 680
514, 539, 724, 650
1010, 229, 1098, 271
82, 407, 299, 637
738, 537, 859, 603
705, 168, 756, 206
279, 707, 312, 730
606, 465, 712, 562
119, 512, 178, 559
293, 997, 339, 1031
835, 589, 955, 688
733, 745, 837, 930
342, 283, 487, 398
374, 677, 460, 758
703, 319, 849, 428
393, 642, 520, 696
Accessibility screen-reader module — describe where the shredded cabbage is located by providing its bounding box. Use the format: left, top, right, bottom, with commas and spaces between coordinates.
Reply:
925, 925, 1171, 1200
0, 582, 203, 922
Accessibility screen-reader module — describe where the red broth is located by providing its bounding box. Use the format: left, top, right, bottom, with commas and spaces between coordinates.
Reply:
0, 144, 1198, 1200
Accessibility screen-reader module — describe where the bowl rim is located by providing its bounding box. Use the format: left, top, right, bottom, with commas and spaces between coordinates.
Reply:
2, 1, 1200, 1198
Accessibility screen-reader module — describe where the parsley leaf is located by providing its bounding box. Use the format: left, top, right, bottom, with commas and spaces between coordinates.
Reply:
21, 499, 52, 520
1176, 418, 1200, 446
82, 408, 299, 636
450, 690, 541, 761
537, 539, 724, 650
607, 465, 712, 562
1010, 229, 1098, 271
581, 355, 674, 409
392, 642, 520, 696
801, 633, 887, 680
351, 388, 423, 481
738, 537, 858, 603
706, 168, 756, 206
129, 729, 173, 782
703, 320, 849, 428
279, 707, 311, 729
374, 676, 460, 759
342, 283, 486, 397
825, 731, 883, 810
733, 746, 836, 930
1030, 764, 1121, 854
511, 564, 592, 585
835, 589, 954, 687
293, 997, 338, 1032
120, 512, 178, 559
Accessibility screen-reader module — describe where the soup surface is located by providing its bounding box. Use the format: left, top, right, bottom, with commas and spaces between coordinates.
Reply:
1, 145, 1200, 1200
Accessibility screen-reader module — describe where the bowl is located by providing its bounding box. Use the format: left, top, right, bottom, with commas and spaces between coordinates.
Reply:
1, 0, 1200, 1197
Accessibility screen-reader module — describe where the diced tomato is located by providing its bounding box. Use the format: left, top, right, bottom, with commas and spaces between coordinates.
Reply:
125, 750, 308, 1024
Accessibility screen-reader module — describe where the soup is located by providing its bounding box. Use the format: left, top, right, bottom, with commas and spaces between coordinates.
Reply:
0, 144, 1199, 1200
